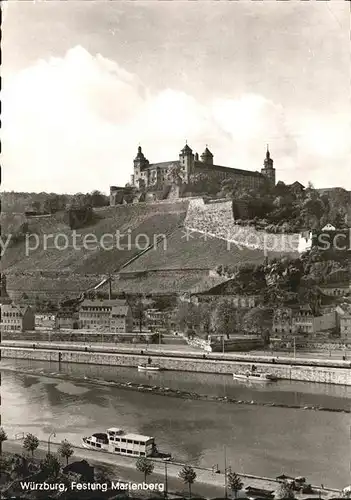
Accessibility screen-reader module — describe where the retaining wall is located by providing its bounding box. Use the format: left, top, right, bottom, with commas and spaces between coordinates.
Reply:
184, 199, 312, 254
2, 347, 350, 385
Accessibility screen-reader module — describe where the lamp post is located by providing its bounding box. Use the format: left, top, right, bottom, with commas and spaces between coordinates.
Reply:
293, 336, 296, 359
164, 461, 168, 499
224, 446, 227, 499
48, 431, 56, 455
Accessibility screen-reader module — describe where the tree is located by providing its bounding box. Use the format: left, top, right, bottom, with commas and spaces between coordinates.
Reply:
241, 307, 273, 341
0, 427, 8, 455
57, 440, 74, 465
41, 452, 61, 479
135, 457, 154, 483
0, 456, 10, 475
134, 296, 147, 333
10, 454, 30, 479
212, 300, 239, 337
23, 433, 39, 457
178, 464, 197, 499
274, 481, 295, 499
227, 471, 243, 499
90, 190, 108, 207
175, 302, 203, 335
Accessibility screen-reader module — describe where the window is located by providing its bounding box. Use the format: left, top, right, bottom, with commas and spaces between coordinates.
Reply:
140, 452, 145, 456
95, 443, 101, 448
121, 438, 126, 443
115, 447, 121, 452
127, 450, 132, 454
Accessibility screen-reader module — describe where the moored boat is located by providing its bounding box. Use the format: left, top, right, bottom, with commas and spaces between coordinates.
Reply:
138, 364, 161, 372
82, 432, 109, 451
82, 427, 156, 457
233, 372, 278, 382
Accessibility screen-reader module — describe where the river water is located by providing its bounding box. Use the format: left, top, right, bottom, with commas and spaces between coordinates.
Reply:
1, 358, 350, 488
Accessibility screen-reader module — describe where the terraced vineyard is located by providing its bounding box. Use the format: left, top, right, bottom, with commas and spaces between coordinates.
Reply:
1, 202, 188, 274
2, 199, 286, 301
6, 274, 102, 302
119, 227, 275, 273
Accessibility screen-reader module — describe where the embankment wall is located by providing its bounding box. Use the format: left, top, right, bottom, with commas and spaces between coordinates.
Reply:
184, 199, 312, 254
1, 347, 351, 385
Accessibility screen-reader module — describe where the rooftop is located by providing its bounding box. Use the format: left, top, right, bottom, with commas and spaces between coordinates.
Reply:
81, 299, 128, 308
194, 161, 263, 177
1, 303, 30, 314
124, 433, 154, 442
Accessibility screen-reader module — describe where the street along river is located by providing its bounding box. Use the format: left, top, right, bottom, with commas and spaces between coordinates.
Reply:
1, 358, 350, 488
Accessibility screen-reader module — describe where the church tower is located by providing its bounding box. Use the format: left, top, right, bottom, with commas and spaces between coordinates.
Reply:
133, 146, 149, 188
179, 142, 194, 182
261, 146, 276, 186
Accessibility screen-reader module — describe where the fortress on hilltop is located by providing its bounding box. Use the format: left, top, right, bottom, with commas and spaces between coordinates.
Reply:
110, 143, 276, 205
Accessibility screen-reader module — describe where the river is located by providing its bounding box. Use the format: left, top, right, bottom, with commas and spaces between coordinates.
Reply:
1, 358, 350, 488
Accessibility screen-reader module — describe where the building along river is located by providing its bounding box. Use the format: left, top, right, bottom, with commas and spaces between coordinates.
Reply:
1, 358, 350, 488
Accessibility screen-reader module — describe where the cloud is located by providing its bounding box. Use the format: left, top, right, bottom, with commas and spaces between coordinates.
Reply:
2, 46, 350, 193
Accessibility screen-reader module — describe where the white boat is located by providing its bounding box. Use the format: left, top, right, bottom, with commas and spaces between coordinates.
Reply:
233, 372, 277, 382
82, 432, 109, 452
138, 364, 161, 372
82, 427, 156, 457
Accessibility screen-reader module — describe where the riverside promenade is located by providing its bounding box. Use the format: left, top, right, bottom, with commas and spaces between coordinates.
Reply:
2, 340, 351, 360
3, 439, 339, 500
2, 340, 351, 386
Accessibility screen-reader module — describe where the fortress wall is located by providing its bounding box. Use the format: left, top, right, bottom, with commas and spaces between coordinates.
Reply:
184, 199, 311, 255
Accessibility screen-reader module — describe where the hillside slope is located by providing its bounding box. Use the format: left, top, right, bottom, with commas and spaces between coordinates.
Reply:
119, 228, 271, 273
1, 202, 188, 274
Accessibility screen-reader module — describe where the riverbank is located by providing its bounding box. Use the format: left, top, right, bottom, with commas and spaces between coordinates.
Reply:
2, 365, 350, 414
3, 439, 339, 499
2, 344, 351, 386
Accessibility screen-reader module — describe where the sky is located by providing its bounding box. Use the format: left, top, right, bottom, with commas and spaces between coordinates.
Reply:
2, 0, 351, 194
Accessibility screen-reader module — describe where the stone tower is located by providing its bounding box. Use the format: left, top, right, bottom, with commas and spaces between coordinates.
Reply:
200, 146, 214, 165
133, 146, 149, 188
261, 146, 276, 186
179, 143, 194, 182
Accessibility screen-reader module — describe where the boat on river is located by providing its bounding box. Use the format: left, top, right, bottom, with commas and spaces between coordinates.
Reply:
82, 427, 156, 457
233, 371, 278, 382
138, 364, 161, 372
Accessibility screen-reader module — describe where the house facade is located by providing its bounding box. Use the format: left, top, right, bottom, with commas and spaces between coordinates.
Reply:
79, 299, 133, 332
145, 308, 176, 332
193, 294, 259, 309
1, 304, 35, 332
273, 305, 336, 336
35, 314, 57, 329
336, 305, 351, 342
319, 283, 350, 297
56, 311, 79, 329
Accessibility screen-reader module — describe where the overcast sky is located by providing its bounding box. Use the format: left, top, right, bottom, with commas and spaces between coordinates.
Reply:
2, 1, 350, 194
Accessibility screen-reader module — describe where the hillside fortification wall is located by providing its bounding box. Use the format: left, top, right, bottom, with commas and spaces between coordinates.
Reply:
184, 199, 312, 255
